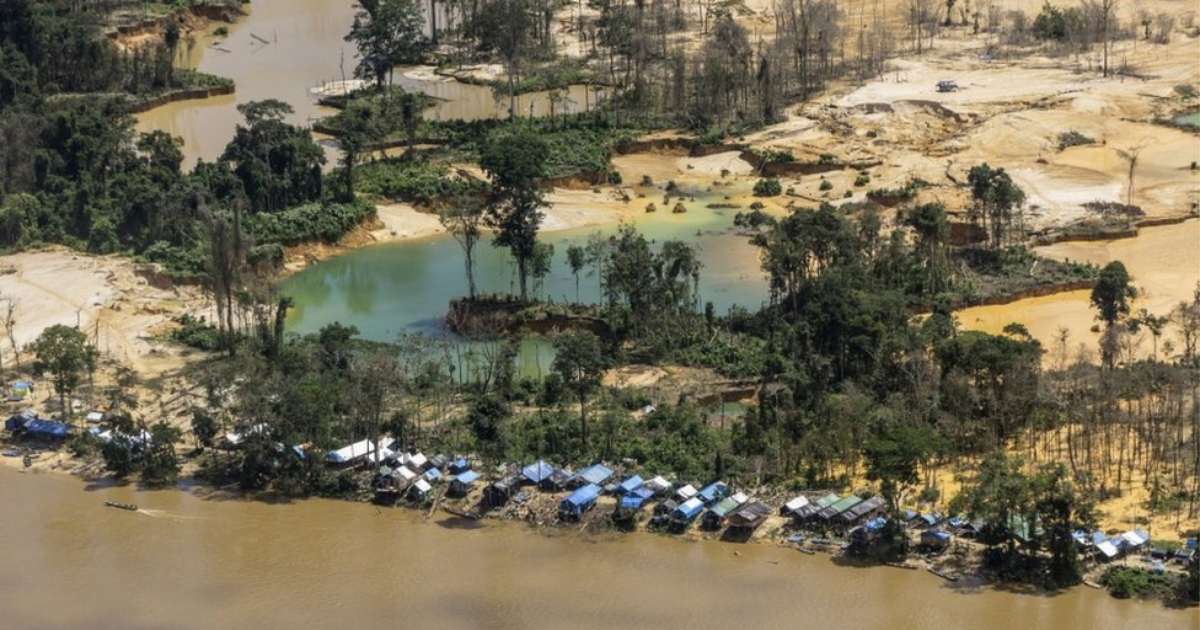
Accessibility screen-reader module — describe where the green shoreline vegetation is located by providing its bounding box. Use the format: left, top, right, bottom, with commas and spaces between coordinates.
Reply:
1, 0, 1198, 612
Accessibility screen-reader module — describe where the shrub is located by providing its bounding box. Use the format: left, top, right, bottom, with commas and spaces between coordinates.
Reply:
245, 199, 376, 245
355, 159, 478, 205
854, 172, 870, 187
1100, 566, 1175, 599
749, 147, 794, 164
170, 314, 225, 351
1057, 130, 1094, 150
819, 179, 833, 191
753, 178, 782, 197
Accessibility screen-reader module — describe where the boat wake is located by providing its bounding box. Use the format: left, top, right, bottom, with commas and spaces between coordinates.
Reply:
134, 508, 204, 521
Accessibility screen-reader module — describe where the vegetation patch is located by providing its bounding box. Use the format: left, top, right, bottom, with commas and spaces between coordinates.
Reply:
245, 199, 376, 246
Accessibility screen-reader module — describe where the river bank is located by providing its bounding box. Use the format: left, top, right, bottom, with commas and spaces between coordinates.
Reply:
0, 465, 1193, 629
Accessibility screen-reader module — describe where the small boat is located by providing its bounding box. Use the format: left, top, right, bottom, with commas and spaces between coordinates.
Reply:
104, 501, 138, 512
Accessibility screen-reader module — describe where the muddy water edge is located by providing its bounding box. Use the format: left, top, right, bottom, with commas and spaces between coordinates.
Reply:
1, 467, 1194, 629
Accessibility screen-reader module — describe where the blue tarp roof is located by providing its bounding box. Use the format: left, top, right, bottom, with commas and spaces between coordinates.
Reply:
450, 458, 470, 473
562, 483, 602, 509
454, 470, 480, 485
424, 468, 443, 481
23, 418, 70, 438
620, 487, 655, 511
576, 464, 613, 485
522, 460, 555, 483
865, 516, 888, 532
697, 481, 728, 503
922, 530, 952, 543
618, 475, 644, 494
1092, 531, 1108, 545
12, 381, 32, 389
673, 497, 705, 521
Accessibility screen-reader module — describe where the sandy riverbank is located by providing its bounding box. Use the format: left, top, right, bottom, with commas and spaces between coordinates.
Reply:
0, 248, 206, 377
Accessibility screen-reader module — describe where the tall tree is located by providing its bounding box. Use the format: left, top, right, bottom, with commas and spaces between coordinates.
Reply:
334, 99, 383, 201
439, 192, 487, 300
346, 0, 429, 90
30, 324, 97, 420
552, 331, 607, 450
481, 127, 549, 301
476, 0, 535, 119
1090, 260, 1136, 368
220, 100, 325, 213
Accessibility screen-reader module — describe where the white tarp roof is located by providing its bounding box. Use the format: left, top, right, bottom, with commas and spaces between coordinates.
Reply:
404, 452, 428, 469
85, 411, 104, 422
396, 466, 418, 481
1096, 541, 1120, 558
784, 496, 809, 512
412, 478, 432, 494
646, 476, 671, 491
676, 484, 698, 499
730, 492, 749, 506
1121, 530, 1149, 547
329, 437, 395, 463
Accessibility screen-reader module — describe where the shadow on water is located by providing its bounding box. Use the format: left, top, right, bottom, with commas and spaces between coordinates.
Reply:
436, 516, 488, 530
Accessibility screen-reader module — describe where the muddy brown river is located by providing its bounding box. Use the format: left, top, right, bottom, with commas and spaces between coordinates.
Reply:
0, 468, 1193, 629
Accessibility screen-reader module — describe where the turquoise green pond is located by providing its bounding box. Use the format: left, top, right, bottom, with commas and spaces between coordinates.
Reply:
280, 202, 771, 349
1174, 111, 1200, 129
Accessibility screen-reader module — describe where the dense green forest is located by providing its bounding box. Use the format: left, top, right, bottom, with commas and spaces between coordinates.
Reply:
0, 0, 372, 279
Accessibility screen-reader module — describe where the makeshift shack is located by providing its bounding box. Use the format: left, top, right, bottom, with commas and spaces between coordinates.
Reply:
703, 492, 749, 530
671, 497, 705, 528
792, 493, 839, 521
617, 475, 644, 496
522, 460, 555, 485
484, 475, 521, 508
781, 495, 809, 517
574, 463, 614, 487
816, 495, 863, 521
697, 481, 729, 505
726, 502, 772, 533
559, 483, 601, 520
409, 478, 433, 502
450, 470, 480, 496
644, 476, 672, 496
674, 484, 698, 502
541, 468, 572, 491
836, 496, 885, 528
921, 529, 952, 551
